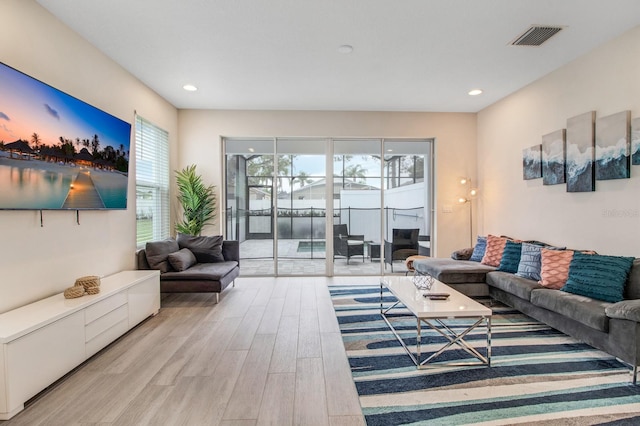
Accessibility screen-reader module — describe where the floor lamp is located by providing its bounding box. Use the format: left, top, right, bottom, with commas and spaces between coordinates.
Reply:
458, 178, 478, 247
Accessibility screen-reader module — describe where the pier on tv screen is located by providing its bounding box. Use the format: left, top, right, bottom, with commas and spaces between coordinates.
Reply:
0, 62, 131, 210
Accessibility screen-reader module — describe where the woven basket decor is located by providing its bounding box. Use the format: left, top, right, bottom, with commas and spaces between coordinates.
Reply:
75, 275, 101, 294
64, 286, 85, 299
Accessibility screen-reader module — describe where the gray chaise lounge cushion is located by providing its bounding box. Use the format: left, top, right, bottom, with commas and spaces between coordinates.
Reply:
414, 259, 496, 283
530, 288, 611, 332
161, 261, 238, 281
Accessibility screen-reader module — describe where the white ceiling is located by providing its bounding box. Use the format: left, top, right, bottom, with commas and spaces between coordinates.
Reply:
37, 0, 640, 112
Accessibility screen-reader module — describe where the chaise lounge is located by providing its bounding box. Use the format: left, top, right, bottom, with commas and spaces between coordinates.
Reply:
136, 234, 240, 303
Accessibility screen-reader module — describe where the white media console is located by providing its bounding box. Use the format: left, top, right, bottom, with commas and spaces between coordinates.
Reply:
0, 270, 160, 420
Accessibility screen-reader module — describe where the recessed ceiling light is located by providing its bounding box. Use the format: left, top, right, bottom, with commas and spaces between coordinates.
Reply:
337, 45, 353, 54
468, 89, 483, 96
183, 84, 198, 92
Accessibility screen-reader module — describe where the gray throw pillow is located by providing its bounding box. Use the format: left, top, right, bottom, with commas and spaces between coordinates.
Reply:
145, 239, 180, 273
176, 233, 224, 263
451, 247, 474, 260
167, 248, 197, 271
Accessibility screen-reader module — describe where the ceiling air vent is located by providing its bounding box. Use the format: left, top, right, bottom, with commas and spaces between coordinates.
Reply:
511, 25, 563, 47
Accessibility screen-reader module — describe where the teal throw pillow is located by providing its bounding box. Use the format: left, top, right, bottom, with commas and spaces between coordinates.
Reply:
497, 240, 522, 273
515, 243, 543, 281
562, 252, 635, 303
469, 236, 487, 262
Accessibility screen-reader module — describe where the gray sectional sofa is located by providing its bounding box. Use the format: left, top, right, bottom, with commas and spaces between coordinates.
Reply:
136, 235, 240, 303
414, 255, 640, 382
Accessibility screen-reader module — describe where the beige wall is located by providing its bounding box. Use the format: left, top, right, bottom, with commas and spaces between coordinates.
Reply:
477, 26, 640, 256
178, 109, 478, 258
0, 0, 178, 313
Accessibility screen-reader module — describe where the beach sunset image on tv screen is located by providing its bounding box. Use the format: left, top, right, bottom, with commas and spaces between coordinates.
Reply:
0, 62, 131, 210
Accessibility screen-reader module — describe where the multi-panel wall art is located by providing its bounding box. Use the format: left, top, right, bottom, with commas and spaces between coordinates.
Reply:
595, 110, 630, 180
523, 109, 638, 192
630, 117, 640, 166
542, 129, 566, 185
566, 111, 595, 192
522, 144, 542, 180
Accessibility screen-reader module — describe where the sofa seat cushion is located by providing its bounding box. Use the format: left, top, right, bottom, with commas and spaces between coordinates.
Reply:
530, 288, 611, 332
486, 271, 542, 301
161, 261, 238, 281
413, 259, 495, 284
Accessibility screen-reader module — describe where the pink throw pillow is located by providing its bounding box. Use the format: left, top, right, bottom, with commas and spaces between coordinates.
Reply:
481, 235, 508, 267
539, 248, 575, 289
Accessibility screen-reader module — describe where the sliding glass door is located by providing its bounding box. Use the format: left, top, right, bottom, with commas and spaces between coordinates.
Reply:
383, 140, 433, 272
224, 137, 433, 277
275, 139, 327, 274
333, 140, 383, 275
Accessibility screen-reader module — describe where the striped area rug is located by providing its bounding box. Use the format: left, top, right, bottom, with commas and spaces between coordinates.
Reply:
329, 285, 640, 425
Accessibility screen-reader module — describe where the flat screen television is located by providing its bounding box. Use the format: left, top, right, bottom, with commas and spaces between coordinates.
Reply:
0, 62, 131, 210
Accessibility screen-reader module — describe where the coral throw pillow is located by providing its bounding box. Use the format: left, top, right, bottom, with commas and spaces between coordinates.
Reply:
539, 248, 574, 289
481, 235, 508, 267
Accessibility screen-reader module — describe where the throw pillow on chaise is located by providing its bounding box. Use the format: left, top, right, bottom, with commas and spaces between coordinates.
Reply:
167, 248, 198, 272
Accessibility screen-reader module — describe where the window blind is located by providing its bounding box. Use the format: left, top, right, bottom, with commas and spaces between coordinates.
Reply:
135, 116, 169, 246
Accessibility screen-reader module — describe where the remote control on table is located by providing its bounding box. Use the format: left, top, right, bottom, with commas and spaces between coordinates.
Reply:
423, 293, 450, 300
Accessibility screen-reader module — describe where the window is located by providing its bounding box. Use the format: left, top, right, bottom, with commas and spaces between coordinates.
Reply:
135, 116, 169, 246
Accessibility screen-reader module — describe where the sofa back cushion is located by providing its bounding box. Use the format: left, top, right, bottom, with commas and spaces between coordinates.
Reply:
481, 235, 507, 267
539, 248, 574, 289
168, 248, 197, 272
145, 239, 180, 273
469, 236, 487, 262
177, 233, 224, 263
562, 252, 635, 303
625, 259, 640, 300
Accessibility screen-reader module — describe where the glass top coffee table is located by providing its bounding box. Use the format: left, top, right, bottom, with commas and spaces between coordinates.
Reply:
380, 275, 492, 369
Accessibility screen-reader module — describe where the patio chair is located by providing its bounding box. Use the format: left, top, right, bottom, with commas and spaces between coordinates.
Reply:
384, 228, 420, 272
333, 224, 365, 264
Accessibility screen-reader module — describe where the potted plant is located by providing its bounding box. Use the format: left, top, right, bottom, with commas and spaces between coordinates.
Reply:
175, 164, 216, 236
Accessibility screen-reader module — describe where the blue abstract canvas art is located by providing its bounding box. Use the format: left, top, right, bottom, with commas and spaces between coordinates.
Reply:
542, 129, 566, 185
522, 144, 542, 180
595, 110, 630, 180
566, 111, 595, 192
632, 117, 640, 166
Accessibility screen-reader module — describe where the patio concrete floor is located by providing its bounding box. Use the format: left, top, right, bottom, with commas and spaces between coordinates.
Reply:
238, 238, 411, 276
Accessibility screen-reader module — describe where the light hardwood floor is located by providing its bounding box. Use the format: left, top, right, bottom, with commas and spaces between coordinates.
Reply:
3, 276, 370, 426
